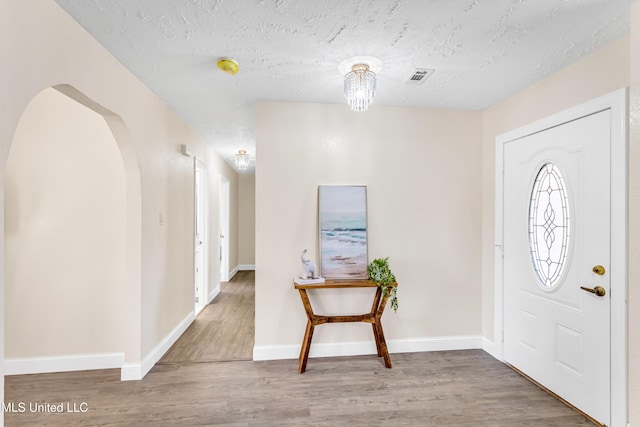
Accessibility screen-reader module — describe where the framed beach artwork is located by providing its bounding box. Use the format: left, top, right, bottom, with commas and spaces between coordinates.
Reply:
318, 185, 368, 279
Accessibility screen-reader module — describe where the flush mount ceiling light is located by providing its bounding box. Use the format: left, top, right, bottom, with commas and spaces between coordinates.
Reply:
344, 64, 376, 112
235, 149, 249, 170
339, 56, 382, 112
217, 57, 239, 75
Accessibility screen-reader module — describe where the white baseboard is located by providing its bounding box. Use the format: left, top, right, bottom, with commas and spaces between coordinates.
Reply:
228, 265, 255, 281
121, 311, 194, 381
391, 335, 483, 353
120, 362, 143, 381
5, 352, 124, 376
253, 335, 483, 361
208, 284, 221, 303
482, 337, 500, 360
228, 265, 239, 280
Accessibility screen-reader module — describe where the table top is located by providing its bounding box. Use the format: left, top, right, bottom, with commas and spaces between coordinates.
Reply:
294, 279, 398, 290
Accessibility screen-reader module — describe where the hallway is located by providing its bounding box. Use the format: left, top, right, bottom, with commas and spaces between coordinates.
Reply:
160, 270, 255, 364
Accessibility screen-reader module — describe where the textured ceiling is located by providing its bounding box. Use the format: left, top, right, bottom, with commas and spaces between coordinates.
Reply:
54, 0, 633, 172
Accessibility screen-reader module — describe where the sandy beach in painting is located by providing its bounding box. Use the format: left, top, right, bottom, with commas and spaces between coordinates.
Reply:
321, 243, 368, 279
320, 226, 367, 278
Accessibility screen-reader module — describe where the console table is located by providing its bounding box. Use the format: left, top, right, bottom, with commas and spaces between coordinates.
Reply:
294, 279, 397, 373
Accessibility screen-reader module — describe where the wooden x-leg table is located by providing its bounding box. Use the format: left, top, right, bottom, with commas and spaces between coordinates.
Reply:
294, 279, 397, 373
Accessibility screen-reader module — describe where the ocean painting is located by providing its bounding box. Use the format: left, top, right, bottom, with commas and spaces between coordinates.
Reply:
318, 185, 367, 279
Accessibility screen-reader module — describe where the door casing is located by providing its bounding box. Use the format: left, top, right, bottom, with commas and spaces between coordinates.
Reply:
494, 89, 627, 426
194, 158, 208, 314
219, 174, 230, 282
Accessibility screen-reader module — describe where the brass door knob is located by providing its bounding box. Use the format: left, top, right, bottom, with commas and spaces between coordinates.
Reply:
592, 265, 606, 275
580, 286, 606, 297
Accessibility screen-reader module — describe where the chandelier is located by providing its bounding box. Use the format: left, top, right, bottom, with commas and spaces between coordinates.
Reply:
235, 150, 249, 170
344, 63, 377, 112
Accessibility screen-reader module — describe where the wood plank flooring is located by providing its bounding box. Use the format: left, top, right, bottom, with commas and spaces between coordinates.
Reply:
4, 270, 595, 426
5, 351, 594, 426
160, 271, 255, 363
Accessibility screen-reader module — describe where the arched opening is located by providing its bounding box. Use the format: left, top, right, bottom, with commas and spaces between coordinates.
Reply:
4, 86, 141, 377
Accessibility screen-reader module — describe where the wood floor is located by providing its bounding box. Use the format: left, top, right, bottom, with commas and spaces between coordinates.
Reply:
160, 271, 255, 363
4, 271, 595, 426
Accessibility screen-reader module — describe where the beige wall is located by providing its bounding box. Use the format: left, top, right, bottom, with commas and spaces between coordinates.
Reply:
256, 102, 482, 350
5, 87, 125, 358
628, 2, 640, 425
0, 0, 239, 390
238, 174, 256, 267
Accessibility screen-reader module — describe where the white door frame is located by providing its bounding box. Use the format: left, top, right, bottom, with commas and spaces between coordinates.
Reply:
194, 158, 208, 314
494, 89, 627, 426
219, 175, 230, 282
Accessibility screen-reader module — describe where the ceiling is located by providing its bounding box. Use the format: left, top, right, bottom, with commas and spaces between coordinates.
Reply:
54, 0, 633, 173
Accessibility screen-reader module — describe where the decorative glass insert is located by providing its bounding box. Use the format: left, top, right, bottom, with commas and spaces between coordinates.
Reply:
528, 163, 571, 288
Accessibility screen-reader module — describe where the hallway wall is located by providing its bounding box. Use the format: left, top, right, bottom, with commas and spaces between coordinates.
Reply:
627, 2, 640, 425
0, 0, 238, 388
238, 174, 256, 268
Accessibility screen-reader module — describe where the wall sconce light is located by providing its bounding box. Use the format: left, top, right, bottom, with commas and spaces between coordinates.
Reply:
235, 149, 249, 170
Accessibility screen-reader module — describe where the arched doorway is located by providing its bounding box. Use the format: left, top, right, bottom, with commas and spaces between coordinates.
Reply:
4, 86, 142, 377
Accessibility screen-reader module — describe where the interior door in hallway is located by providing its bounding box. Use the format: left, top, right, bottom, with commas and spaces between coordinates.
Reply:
503, 110, 611, 425
194, 159, 208, 314
219, 175, 230, 282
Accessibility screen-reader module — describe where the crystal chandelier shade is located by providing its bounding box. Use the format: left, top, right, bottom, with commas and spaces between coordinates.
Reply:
344, 63, 376, 112
235, 149, 249, 170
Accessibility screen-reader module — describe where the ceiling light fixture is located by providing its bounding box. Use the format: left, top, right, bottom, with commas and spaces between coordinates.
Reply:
235, 149, 249, 170
344, 63, 376, 112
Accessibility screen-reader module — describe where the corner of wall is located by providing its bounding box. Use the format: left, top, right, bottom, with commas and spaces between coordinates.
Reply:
121, 311, 194, 381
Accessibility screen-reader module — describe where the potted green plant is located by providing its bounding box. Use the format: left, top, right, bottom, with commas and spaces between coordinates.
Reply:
367, 257, 398, 313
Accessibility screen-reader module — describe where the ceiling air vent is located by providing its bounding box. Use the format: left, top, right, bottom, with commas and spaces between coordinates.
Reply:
406, 68, 434, 85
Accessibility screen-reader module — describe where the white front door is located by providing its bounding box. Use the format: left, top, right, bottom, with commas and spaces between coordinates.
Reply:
503, 110, 611, 424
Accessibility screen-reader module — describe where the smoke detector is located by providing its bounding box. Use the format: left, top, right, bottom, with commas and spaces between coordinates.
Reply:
217, 58, 239, 75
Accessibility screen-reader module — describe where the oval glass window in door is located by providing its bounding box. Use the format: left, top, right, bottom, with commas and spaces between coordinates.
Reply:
528, 163, 571, 289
